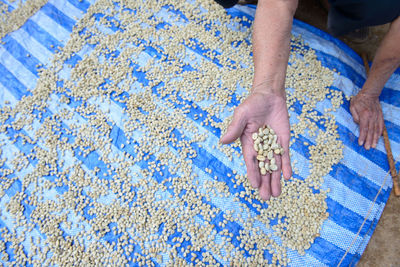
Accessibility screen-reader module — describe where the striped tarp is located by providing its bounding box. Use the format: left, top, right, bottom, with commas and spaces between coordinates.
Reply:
0, 1, 398, 266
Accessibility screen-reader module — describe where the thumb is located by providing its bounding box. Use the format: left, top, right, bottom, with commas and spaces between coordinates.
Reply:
280, 138, 292, 180
220, 110, 247, 144
281, 148, 292, 180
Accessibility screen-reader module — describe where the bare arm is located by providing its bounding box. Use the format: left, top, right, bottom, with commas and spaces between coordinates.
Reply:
221, 0, 297, 200
350, 16, 400, 149
252, 0, 298, 95
363, 16, 400, 97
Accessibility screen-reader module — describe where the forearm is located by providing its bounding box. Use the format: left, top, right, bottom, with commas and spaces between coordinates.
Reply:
252, 0, 298, 96
362, 16, 400, 96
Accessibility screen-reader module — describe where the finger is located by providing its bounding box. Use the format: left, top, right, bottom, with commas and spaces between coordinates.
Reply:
350, 102, 360, 124
271, 156, 282, 197
358, 115, 369, 147
364, 119, 374, 150
259, 172, 271, 200
372, 118, 381, 148
220, 109, 246, 144
241, 135, 261, 189
280, 138, 292, 180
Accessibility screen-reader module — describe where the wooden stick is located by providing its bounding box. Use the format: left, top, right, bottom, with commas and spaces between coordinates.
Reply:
361, 53, 400, 196
382, 125, 400, 196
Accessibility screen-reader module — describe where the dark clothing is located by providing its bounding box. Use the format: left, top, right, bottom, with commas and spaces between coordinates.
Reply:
214, 0, 400, 36
328, 0, 400, 36
214, 0, 237, 8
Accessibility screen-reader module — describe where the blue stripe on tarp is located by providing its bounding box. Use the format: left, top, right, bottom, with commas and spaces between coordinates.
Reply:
306, 235, 362, 266
326, 198, 372, 237
5, 241, 15, 263
0, 63, 28, 99
40, 3, 76, 32
306, 237, 349, 266
380, 87, 400, 108
330, 162, 388, 203
294, 17, 399, 92
383, 120, 400, 148
1, 36, 41, 77
336, 119, 391, 174
5, 178, 22, 197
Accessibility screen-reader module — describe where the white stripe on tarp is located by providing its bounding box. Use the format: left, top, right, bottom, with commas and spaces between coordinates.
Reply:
289, 250, 327, 267
332, 71, 360, 97
382, 101, 400, 126
384, 72, 400, 92
31, 9, 72, 42
321, 219, 364, 254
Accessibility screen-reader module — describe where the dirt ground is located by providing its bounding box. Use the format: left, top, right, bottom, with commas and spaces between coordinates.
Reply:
294, 0, 400, 265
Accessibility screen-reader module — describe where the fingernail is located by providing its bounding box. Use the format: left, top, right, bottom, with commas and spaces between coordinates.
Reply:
365, 144, 370, 150
358, 140, 364, 146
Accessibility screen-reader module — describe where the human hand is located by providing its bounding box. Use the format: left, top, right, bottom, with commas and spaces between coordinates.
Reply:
350, 91, 384, 149
220, 91, 292, 200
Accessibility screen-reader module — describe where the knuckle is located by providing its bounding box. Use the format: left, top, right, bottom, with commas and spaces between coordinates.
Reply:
360, 110, 371, 118
234, 105, 246, 118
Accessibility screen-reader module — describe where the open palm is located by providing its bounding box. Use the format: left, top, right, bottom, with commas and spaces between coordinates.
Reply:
220, 91, 292, 200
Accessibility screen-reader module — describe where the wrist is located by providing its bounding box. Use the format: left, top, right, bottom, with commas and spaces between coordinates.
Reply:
251, 80, 286, 99
358, 86, 382, 98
